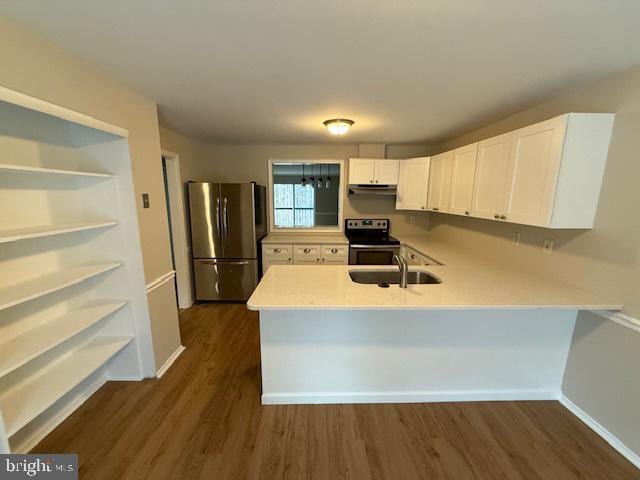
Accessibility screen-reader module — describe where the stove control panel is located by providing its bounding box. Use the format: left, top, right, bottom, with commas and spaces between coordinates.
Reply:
345, 219, 389, 230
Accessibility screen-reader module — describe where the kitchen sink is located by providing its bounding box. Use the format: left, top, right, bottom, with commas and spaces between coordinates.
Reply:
349, 270, 442, 285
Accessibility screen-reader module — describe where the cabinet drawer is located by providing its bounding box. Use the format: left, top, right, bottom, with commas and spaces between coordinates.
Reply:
293, 244, 322, 262
321, 244, 348, 257
263, 244, 292, 258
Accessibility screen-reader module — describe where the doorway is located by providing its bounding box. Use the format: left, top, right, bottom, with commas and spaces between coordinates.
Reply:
161, 150, 194, 309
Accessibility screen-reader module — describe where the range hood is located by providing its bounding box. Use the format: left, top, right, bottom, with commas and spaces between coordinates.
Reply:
348, 184, 397, 196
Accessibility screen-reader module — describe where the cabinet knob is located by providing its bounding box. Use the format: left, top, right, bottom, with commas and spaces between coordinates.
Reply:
370, 180, 374, 183
433, 207, 439, 211
421, 206, 425, 210
288, 258, 292, 262
500, 215, 507, 220
494, 214, 500, 219
375, 180, 379, 183
317, 258, 320, 262
331, 248, 338, 254
465, 211, 470, 215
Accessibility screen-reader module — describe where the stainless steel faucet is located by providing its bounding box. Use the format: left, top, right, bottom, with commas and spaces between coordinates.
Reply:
393, 254, 408, 288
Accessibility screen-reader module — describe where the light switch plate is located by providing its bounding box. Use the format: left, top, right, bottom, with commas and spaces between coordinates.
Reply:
543, 238, 554, 254
142, 193, 150, 208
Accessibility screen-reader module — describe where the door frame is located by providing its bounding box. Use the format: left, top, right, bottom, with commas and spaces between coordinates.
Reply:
161, 149, 194, 309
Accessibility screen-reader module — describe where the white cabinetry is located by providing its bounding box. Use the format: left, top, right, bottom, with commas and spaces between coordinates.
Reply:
0, 87, 152, 453
471, 132, 513, 220
400, 246, 439, 266
427, 151, 453, 213
419, 113, 614, 229
448, 143, 478, 216
262, 242, 348, 274
348, 158, 399, 185
262, 245, 293, 272
396, 157, 430, 211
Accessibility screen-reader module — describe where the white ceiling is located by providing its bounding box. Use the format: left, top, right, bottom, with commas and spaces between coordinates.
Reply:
2, 1, 640, 144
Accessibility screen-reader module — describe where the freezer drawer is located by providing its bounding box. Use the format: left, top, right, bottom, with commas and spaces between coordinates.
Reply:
193, 259, 259, 301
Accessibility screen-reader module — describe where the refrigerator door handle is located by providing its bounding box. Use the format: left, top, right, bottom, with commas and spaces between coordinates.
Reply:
223, 196, 229, 244
215, 195, 222, 243
200, 260, 250, 266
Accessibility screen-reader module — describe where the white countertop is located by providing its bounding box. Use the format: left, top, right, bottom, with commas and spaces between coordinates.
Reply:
262, 232, 348, 245
248, 235, 622, 311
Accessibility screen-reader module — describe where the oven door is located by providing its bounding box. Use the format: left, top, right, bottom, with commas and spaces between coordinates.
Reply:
349, 245, 401, 265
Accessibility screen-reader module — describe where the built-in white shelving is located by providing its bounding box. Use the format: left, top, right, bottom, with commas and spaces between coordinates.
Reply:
0, 221, 118, 244
0, 300, 128, 378
0, 263, 122, 312
0, 336, 133, 436
0, 163, 113, 178
0, 85, 152, 454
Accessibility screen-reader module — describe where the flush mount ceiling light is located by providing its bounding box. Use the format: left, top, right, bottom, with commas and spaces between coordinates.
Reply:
323, 118, 354, 136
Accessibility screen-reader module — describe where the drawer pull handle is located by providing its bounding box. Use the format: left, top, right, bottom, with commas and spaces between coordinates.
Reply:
273, 248, 281, 253
303, 248, 311, 254
330, 248, 338, 254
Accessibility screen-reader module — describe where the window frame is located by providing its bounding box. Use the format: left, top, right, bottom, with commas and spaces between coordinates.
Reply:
268, 159, 345, 233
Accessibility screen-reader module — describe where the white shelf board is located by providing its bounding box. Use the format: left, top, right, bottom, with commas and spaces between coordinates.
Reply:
0, 163, 113, 178
0, 86, 129, 138
0, 300, 128, 378
0, 336, 133, 436
0, 263, 122, 311
0, 221, 118, 244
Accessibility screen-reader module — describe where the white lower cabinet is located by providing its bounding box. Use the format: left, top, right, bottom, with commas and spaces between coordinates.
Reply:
262, 243, 348, 274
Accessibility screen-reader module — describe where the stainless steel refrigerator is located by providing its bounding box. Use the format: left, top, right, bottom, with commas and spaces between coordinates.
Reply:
188, 182, 267, 301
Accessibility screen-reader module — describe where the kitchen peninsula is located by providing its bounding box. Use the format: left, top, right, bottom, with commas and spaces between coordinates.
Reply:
248, 237, 621, 405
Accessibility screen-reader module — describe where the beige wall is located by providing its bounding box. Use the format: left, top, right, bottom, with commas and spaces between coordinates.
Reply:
0, 18, 181, 371
432, 66, 640, 458
172, 142, 433, 234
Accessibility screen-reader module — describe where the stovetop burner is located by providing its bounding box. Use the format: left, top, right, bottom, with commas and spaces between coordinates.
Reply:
344, 218, 399, 245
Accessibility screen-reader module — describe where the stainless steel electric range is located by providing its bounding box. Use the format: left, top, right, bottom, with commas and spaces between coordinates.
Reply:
345, 218, 400, 265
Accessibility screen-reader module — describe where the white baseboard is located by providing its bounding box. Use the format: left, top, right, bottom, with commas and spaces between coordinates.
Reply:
13, 376, 107, 453
156, 345, 186, 379
559, 395, 640, 470
262, 389, 558, 405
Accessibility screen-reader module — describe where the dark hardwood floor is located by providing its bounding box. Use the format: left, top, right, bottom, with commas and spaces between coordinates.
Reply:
34, 304, 639, 479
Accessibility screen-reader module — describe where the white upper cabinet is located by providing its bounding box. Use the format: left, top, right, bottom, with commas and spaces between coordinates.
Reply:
502, 116, 567, 226
413, 113, 614, 229
348, 158, 376, 184
448, 143, 478, 216
502, 113, 614, 228
471, 132, 513, 220
374, 159, 400, 185
348, 158, 399, 185
427, 151, 453, 213
396, 157, 430, 211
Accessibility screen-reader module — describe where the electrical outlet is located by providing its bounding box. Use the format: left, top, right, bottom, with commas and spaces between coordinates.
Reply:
542, 238, 554, 254
512, 232, 521, 245
409, 215, 416, 224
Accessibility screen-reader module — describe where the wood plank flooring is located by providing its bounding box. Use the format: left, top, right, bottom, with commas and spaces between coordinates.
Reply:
33, 303, 639, 479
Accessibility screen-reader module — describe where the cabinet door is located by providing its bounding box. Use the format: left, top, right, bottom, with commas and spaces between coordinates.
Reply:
448, 144, 478, 216
262, 257, 291, 275
471, 133, 513, 220
293, 244, 322, 264
503, 116, 566, 226
348, 158, 375, 184
396, 157, 430, 211
427, 151, 453, 212
374, 159, 400, 185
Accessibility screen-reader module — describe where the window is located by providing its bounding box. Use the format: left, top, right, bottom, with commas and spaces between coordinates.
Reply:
273, 183, 315, 228
269, 161, 342, 231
